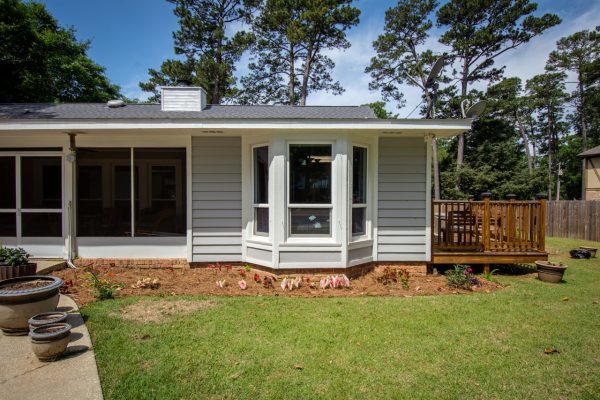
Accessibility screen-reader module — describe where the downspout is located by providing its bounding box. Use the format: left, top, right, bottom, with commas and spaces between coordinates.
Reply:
66, 133, 78, 269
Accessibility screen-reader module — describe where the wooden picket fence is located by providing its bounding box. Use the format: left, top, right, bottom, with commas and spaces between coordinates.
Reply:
546, 200, 600, 242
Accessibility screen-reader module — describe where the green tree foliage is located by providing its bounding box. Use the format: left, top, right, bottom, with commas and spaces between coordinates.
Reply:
546, 27, 599, 151
437, 0, 561, 183
525, 72, 569, 200
365, 0, 439, 110
140, 0, 257, 104
362, 102, 398, 119
0, 0, 120, 102
238, 0, 360, 105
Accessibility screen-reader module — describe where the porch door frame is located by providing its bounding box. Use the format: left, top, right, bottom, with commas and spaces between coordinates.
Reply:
0, 151, 65, 258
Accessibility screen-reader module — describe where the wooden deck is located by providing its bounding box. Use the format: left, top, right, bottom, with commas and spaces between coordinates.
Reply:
431, 198, 548, 266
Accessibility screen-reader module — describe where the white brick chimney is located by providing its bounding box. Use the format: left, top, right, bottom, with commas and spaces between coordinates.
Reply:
161, 80, 207, 111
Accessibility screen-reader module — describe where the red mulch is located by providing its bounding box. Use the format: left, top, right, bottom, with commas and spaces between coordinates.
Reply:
54, 265, 503, 306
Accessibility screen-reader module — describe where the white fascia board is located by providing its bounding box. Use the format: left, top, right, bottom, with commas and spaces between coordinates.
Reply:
0, 118, 472, 137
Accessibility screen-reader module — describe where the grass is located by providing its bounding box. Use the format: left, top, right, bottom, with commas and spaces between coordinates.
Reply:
82, 237, 600, 400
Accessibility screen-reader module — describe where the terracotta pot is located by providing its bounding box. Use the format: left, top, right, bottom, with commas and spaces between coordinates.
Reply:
30, 323, 72, 361
28, 311, 68, 331
535, 261, 567, 283
0, 263, 37, 280
579, 246, 597, 258
0, 276, 63, 336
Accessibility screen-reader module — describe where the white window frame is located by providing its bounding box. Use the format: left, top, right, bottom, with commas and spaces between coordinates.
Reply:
351, 144, 369, 240
286, 141, 335, 239
252, 144, 269, 237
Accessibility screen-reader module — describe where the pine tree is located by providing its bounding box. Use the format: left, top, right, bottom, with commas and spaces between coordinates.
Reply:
437, 0, 561, 190
140, 0, 257, 104
238, 0, 360, 105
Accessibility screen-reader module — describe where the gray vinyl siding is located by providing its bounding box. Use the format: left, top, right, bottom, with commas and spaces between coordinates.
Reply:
191, 137, 242, 262
279, 251, 341, 264
377, 137, 427, 261
246, 247, 272, 263
348, 246, 373, 263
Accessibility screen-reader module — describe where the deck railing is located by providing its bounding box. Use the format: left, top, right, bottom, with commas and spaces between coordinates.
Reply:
432, 198, 546, 253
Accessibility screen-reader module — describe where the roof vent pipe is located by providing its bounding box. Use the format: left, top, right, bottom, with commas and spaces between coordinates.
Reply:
107, 99, 125, 108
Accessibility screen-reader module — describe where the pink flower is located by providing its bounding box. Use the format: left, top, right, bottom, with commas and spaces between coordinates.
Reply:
238, 280, 247, 290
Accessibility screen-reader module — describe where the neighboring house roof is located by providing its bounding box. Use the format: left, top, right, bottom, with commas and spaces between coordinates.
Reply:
579, 145, 600, 158
0, 103, 376, 120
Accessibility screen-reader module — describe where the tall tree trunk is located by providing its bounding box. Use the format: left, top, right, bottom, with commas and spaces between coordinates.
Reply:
455, 60, 469, 192
288, 46, 296, 105
579, 71, 588, 198
299, 46, 314, 106
515, 113, 533, 175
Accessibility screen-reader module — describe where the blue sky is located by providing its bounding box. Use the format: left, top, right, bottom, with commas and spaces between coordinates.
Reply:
39, 0, 600, 114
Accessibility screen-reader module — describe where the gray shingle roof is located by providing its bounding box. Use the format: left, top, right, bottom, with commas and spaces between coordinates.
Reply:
0, 103, 376, 120
579, 145, 600, 158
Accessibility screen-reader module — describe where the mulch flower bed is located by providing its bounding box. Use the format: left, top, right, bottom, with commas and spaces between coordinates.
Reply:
54, 265, 503, 306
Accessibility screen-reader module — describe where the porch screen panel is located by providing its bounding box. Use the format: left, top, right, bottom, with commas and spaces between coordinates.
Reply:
134, 148, 186, 236
76, 149, 131, 236
0, 157, 16, 236
21, 156, 62, 237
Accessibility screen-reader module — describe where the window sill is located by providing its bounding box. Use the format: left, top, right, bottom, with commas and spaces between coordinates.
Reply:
246, 237, 272, 247
348, 239, 373, 250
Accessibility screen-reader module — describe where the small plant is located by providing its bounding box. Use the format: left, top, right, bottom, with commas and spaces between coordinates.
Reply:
238, 280, 247, 290
216, 279, 227, 289
238, 268, 246, 277
253, 273, 262, 283
445, 265, 476, 290
131, 277, 160, 289
60, 279, 73, 294
262, 276, 274, 289
481, 268, 499, 282
1, 247, 30, 266
377, 267, 409, 289
88, 270, 122, 300
244, 264, 252, 272
280, 276, 301, 291
319, 275, 351, 289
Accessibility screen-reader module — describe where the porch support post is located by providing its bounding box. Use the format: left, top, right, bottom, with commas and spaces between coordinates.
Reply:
481, 192, 491, 253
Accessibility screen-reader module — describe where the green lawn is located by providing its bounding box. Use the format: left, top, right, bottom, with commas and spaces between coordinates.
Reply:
83, 237, 600, 400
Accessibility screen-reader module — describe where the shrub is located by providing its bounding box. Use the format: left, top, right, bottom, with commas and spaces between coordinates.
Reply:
445, 265, 476, 289
0, 247, 30, 266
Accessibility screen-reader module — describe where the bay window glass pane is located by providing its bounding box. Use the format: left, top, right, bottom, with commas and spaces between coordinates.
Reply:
290, 208, 330, 235
352, 147, 367, 204
22, 212, 62, 237
351, 207, 366, 236
134, 148, 186, 236
77, 149, 131, 236
0, 157, 15, 209
254, 146, 268, 204
289, 144, 332, 204
255, 207, 269, 234
0, 213, 16, 236
21, 156, 62, 209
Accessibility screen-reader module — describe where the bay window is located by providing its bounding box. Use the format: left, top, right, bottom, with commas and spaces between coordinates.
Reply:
352, 146, 367, 236
289, 144, 332, 236
253, 146, 269, 235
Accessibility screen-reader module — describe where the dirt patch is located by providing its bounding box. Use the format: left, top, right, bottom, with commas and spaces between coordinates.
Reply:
53, 265, 504, 306
118, 300, 217, 323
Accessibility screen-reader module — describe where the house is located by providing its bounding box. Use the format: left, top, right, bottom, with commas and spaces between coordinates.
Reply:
0, 84, 472, 273
579, 145, 600, 200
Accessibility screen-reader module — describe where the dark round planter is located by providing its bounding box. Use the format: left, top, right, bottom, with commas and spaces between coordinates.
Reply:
0, 276, 63, 336
0, 263, 37, 280
30, 322, 72, 361
28, 311, 68, 331
535, 261, 567, 283
579, 246, 597, 258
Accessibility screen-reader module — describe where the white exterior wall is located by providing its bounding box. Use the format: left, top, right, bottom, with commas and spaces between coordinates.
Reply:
377, 137, 428, 261
191, 136, 243, 262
